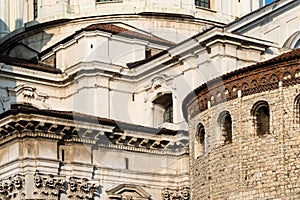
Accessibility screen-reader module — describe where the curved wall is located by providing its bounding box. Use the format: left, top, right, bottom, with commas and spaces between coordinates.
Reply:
185, 49, 300, 199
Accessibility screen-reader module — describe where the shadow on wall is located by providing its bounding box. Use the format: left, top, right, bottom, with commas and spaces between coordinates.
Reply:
0, 19, 54, 62
0, 18, 9, 39
15, 18, 23, 30
0, 18, 54, 113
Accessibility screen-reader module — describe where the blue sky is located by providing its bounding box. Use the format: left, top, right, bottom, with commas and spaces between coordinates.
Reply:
265, 0, 275, 5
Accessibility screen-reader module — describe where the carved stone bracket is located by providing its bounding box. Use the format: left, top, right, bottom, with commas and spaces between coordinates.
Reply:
0, 174, 25, 199
33, 171, 101, 199
162, 186, 190, 200
11, 84, 50, 109
33, 171, 66, 198
67, 177, 100, 199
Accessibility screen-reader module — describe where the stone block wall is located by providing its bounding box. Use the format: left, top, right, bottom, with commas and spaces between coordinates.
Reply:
184, 49, 300, 199
188, 81, 300, 199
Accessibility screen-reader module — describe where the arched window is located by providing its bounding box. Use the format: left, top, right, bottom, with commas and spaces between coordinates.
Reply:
152, 93, 173, 127
218, 111, 232, 144
294, 40, 300, 49
283, 31, 300, 50
294, 94, 300, 124
195, 123, 205, 158
251, 101, 270, 136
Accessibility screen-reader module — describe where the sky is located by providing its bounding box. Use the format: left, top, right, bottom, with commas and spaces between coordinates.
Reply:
265, 0, 275, 5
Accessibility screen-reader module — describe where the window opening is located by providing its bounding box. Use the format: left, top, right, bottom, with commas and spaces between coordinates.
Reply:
195, 123, 205, 158
294, 94, 300, 124
164, 103, 173, 123
152, 93, 173, 126
195, 0, 210, 9
252, 101, 270, 136
218, 111, 232, 144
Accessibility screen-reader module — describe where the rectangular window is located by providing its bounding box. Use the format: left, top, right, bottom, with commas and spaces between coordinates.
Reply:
33, 0, 38, 19
195, 0, 210, 9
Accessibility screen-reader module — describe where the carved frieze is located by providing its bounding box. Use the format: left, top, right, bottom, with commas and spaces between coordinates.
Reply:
33, 171, 66, 198
11, 84, 50, 109
184, 59, 300, 119
162, 187, 189, 200
33, 171, 101, 199
67, 177, 100, 199
0, 174, 25, 199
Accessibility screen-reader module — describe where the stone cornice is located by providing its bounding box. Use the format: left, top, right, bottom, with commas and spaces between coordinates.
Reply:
225, 0, 297, 33
182, 48, 300, 121
0, 104, 188, 155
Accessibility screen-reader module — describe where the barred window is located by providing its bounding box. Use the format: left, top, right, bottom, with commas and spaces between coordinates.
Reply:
195, 0, 210, 9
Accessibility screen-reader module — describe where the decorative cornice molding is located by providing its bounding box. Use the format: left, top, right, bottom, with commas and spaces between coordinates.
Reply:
0, 174, 25, 200
33, 170, 101, 199
183, 50, 300, 120
0, 106, 188, 155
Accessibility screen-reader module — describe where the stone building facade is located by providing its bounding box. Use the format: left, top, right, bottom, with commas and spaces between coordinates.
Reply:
183, 49, 300, 199
0, 0, 299, 199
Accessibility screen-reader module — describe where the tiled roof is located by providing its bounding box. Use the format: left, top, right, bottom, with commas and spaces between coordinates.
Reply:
2, 103, 183, 136
0, 55, 61, 74
81, 23, 174, 46
182, 48, 300, 120
39, 23, 174, 58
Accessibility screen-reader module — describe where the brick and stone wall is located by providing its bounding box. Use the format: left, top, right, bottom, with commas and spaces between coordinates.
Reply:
184, 49, 300, 199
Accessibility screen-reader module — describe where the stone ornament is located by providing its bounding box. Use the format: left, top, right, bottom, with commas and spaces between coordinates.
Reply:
162, 187, 189, 200
33, 171, 65, 198
13, 84, 50, 109
0, 174, 25, 199
67, 177, 100, 199
33, 171, 101, 199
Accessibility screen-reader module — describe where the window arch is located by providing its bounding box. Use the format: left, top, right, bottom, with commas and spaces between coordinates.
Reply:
152, 93, 173, 127
218, 111, 232, 144
283, 31, 300, 50
251, 101, 270, 136
294, 40, 300, 49
195, 123, 205, 158
294, 94, 300, 124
